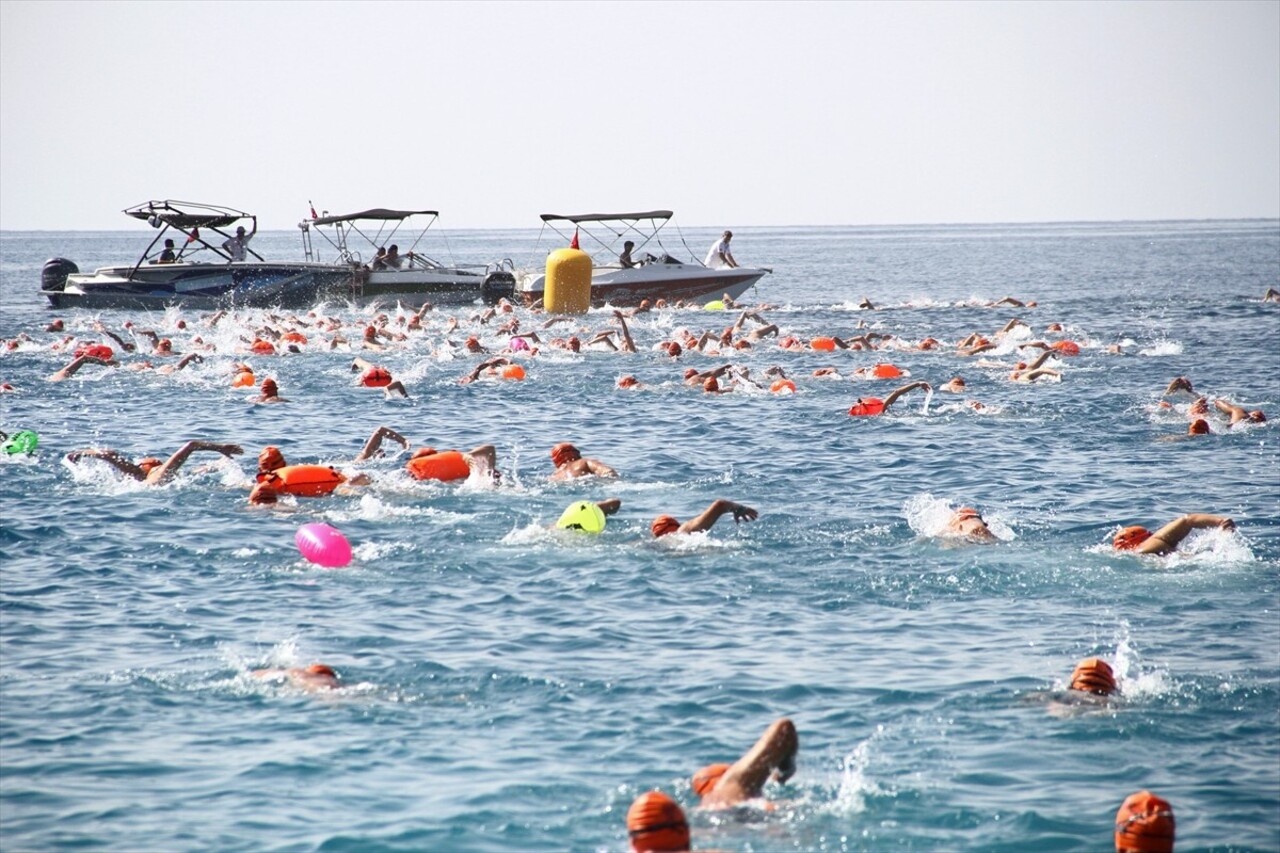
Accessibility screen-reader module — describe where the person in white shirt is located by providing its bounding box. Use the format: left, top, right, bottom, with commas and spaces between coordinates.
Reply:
704, 230, 739, 269
222, 217, 257, 262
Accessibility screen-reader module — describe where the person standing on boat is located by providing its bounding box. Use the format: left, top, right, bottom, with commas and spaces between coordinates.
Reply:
704, 230, 739, 269
222, 217, 257, 262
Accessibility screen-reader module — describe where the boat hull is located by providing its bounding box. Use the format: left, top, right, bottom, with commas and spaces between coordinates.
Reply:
352, 268, 513, 306
44, 262, 357, 310
515, 263, 767, 307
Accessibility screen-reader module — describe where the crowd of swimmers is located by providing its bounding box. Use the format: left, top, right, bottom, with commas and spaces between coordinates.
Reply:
6, 286, 1274, 851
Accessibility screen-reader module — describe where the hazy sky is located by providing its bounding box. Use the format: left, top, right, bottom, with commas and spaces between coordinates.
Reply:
2, 0, 1276, 230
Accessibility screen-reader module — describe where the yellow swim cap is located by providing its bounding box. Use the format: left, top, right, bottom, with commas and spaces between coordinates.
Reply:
556, 501, 606, 533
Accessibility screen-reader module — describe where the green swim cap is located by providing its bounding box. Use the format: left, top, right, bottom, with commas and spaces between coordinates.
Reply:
1, 430, 38, 455
556, 500, 606, 534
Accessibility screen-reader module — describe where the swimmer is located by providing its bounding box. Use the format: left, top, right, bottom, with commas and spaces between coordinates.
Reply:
1069, 657, 1117, 697
693, 717, 798, 809
67, 440, 243, 485
943, 507, 997, 542
255, 377, 288, 403
625, 791, 690, 853
1213, 398, 1266, 425
617, 375, 645, 390
1263, 287, 1279, 303
938, 376, 967, 393
1115, 790, 1175, 853
47, 353, 117, 382
252, 663, 341, 692
459, 357, 517, 384
1163, 376, 1195, 396
1008, 351, 1060, 383
1113, 513, 1235, 556
651, 499, 758, 538
354, 425, 411, 461
549, 442, 618, 480
848, 380, 932, 416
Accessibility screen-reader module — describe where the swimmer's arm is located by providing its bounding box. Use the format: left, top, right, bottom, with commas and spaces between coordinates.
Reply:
67, 449, 147, 481
612, 311, 637, 352
883, 381, 932, 409
703, 718, 798, 807
93, 325, 137, 352
151, 441, 244, 483
679, 499, 758, 534
48, 355, 115, 382
1139, 514, 1235, 555
585, 459, 619, 478
355, 426, 409, 461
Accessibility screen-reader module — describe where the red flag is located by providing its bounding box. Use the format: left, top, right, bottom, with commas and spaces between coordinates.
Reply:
309, 200, 318, 220
570, 229, 579, 250
186, 227, 199, 244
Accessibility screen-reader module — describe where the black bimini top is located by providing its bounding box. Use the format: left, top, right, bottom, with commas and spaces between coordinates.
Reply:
313, 209, 438, 226
540, 211, 673, 224
124, 200, 249, 230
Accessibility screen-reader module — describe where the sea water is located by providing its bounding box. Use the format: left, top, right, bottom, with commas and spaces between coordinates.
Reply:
0, 221, 1277, 852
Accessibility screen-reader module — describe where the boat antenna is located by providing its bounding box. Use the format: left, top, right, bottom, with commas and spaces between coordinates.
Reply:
673, 218, 699, 263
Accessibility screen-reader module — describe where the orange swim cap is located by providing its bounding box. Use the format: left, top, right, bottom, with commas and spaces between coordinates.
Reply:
251, 339, 275, 355
1070, 657, 1117, 695
770, 379, 797, 393
872, 363, 903, 379
664, 341, 683, 357
137, 457, 165, 474
260, 378, 279, 397
1115, 790, 1175, 853
954, 507, 982, 521
651, 515, 680, 538
1113, 526, 1151, 551
619, 376, 639, 388
282, 331, 307, 344
1051, 340, 1081, 355
550, 443, 579, 467
702, 376, 719, 392
733, 339, 752, 350
1188, 418, 1210, 435
1190, 398, 1208, 414
692, 763, 731, 799
626, 791, 689, 853
501, 364, 526, 380
258, 446, 286, 473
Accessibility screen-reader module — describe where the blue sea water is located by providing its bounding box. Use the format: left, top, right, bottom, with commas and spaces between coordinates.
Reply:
0, 221, 1277, 853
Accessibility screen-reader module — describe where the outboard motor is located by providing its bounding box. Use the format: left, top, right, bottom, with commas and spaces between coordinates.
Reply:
41, 258, 79, 292
481, 269, 516, 305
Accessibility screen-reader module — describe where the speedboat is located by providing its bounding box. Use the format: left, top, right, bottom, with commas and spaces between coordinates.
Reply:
299, 207, 515, 306
41, 200, 355, 310
514, 211, 769, 307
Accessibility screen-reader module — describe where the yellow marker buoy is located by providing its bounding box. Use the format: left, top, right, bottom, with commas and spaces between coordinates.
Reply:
545, 248, 592, 314
556, 500, 606, 533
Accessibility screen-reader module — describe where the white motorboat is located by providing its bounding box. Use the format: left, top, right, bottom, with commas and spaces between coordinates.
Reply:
299, 207, 515, 306
514, 211, 769, 307
41, 200, 354, 310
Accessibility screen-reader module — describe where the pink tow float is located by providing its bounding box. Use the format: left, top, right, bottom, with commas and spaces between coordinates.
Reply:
295, 523, 352, 568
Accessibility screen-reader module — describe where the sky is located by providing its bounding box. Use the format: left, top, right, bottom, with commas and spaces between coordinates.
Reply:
1, 0, 1277, 231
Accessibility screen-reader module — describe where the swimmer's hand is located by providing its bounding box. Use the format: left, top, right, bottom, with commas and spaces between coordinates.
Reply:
730, 502, 758, 524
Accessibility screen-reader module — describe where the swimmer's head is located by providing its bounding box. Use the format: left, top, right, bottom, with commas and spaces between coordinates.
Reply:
639, 299, 652, 310
1248, 409, 1266, 422
1113, 526, 1151, 551
567, 336, 581, 352
953, 507, 983, 522
1190, 397, 1208, 415
550, 443, 580, 467
304, 663, 338, 681
947, 376, 966, 388
618, 375, 639, 388
1188, 418, 1210, 435
156, 338, 173, 352
258, 445, 286, 472
651, 515, 681, 538
465, 336, 483, 352
702, 376, 719, 393
683, 368, 699, 380
260, 378, 279, 398
137, 457, 165, 475
663, 341, 682, 358
733, 339, 752, 349
248, 482, 279, 504
626, 791, 689, 853
692, 763, 731, 799
1070, 657, 1117, 695
1115, 790, 1175, 853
